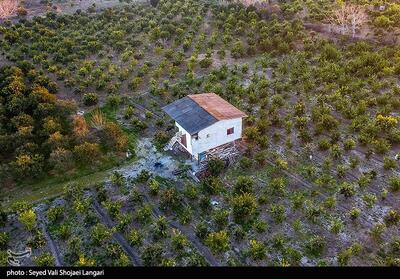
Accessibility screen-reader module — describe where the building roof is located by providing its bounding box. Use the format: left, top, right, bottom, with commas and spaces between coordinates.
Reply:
188, 93, 247, 120
162, 96, 219, 135
162, 93, 247, 135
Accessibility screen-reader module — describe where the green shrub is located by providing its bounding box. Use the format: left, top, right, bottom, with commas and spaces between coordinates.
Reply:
389, 176, 400, 192
135, 204, 152, 224
330, 217, 344, 234
27, 230, 46, 249
270, 204, 286, 224
270, 177, 287, 196
339, 182, 356, 198
34, 253, 55, 266
142, 243, 164, 266
160, 187, 181, 211
253, 219, 268, 233
111, 171, 125, 187
213, 209, 229, 230
103, 200, 122, 219
234, 176, 254, 194
370, 223, 386, 242
152, 216, 168, 240
373, 138, 391, 155
305, 236, 325, 258
343, 138, 356, 151
318, 138, 331, 150
349, 207, 360, 220
207, 157, 225, 176
0, 207, 7, 227
124, 106, 135, 119
0, 250, 7, 266
47, 206, 64, 224
82, 93, 98, 106
0, 232, 9, 249
199, 57, 212, 68
248, 239, 266, 261
231, 40, 245, 58
383, 157, 397, 170
385, 210, 400, 226
363, 194, 377, 208
202, 176, 223, 195
171, 229, 189, 253
148, 179, 160, 195
206, 231, 230, 254
127, 229, 143, 247
18, 209, 37, 231
136, 170, 151, 183
232, 193, 258, 222
154, 131, 170, 149
91, 223, 112, 245
195, 221, 209, 241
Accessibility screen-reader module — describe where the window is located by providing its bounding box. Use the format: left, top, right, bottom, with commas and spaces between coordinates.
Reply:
227, 127, 234, 135
193, 133, 199, 140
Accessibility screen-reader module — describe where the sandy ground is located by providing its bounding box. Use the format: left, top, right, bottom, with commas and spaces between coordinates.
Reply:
116, 137, 181, 180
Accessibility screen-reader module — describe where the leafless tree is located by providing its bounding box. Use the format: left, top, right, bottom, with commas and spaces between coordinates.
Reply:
0, 0, 18, 19
328, 3, 368, 38
239, 0, 268, 6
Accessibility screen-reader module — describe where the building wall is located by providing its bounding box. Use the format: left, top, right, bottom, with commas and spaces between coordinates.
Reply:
175, 118, 243, 159
175, 122, 193, 154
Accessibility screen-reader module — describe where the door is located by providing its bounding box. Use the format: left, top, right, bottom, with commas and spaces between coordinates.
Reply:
180, 134, 187, 148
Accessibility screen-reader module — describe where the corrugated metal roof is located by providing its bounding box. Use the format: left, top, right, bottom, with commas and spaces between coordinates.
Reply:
162, 93, 247, 135
162, 96, 218, 135
188, 93, 247, 120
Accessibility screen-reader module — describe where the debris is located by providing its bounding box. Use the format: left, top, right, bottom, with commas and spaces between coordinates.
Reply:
164, 131, 183, 151
200, 141, 242, 169
187, 170, 200, 183
211, 200, 219, 207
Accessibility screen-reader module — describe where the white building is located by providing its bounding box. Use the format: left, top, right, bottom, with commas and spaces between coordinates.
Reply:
163, 93, 247, 161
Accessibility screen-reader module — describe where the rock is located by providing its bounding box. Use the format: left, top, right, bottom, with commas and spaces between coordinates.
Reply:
301, 256, 312, 266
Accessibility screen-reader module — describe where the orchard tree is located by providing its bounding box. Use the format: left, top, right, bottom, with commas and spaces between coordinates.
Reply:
234, 176, 254, 194
34, 253, 55, 266
206, 231, 230, 254
18, 209, 37, 231
207, 157, 225, 176
232, 193, 258, 222
73, 142, 102, 164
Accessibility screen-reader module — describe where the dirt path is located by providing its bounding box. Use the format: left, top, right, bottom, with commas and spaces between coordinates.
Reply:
141, 192, 222, 266
37, 216, 63, 266
92, 199, 142, 266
